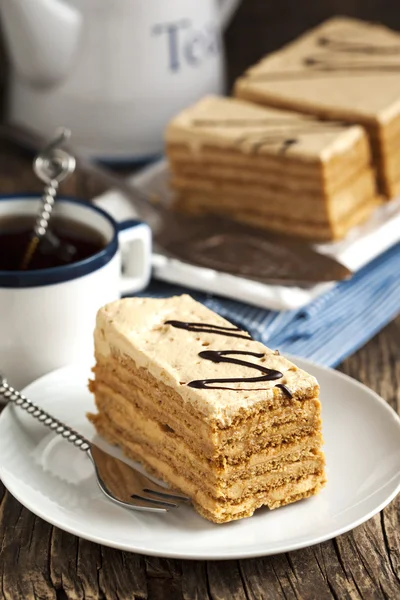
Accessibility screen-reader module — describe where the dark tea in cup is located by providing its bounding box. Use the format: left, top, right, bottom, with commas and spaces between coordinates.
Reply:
0, 215, 107, 271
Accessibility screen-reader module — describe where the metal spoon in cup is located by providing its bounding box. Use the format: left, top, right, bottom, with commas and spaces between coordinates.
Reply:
20, 127, 77, 270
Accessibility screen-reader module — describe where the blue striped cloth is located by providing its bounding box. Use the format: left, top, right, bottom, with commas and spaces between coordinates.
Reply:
136, 243, 400, 368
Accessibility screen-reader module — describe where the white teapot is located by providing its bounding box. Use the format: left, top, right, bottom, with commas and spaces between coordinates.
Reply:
0, 0, 241, 161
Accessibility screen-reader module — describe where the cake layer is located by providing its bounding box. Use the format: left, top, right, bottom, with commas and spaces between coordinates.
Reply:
91, 411, 326, 523
373, 120, 400, 145
384, 178, 400, 198
198, 483, 323, 522
90, 387, 323, 477
174, 191, 380, 241
169, 159, 363, 196
91, 354, 320, 459
91, 409, 324, 501
376, 149, 400, 185
167, 133, 371, 195
170, 166, 377, 223
91, 385, 322, 472
92, 381, 320, 461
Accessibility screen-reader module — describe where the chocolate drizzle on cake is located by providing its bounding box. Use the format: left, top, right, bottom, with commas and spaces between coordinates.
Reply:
235, 133, 299, 154
245, 34, 400, 82
317, 35, 400, 55
192, 117, 317, 128
303, 54, 400, 72
234, 124, 345, 154
191, 117, 347, 155
275, 384, 293, 398
165, 321, 284, 391
165, 320, 252, 340
187, 350, 283, 390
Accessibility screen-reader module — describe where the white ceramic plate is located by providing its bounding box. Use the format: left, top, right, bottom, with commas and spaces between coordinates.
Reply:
1, 357, 400, 560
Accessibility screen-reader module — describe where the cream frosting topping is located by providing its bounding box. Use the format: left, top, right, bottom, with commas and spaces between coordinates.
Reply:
165, 95, 366, 162
95, 295, 318, 427
235, 16, 400, 124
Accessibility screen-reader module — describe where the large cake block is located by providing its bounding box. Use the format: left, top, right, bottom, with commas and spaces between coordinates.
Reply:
235, 16, 400, 197
88, 295, 326, 523
165, 95, 379, 241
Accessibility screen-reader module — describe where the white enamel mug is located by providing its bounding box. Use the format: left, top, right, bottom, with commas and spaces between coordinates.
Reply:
0, 195, 152, 389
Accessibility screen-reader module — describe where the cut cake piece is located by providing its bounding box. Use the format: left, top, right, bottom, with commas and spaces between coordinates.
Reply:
165, 95, 380, 241
235, 16, 400, 197
88, 295, 326, 524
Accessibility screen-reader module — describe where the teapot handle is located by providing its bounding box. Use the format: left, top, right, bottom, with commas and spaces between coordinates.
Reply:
0, 0, 83, 88
218, 0, 241, 30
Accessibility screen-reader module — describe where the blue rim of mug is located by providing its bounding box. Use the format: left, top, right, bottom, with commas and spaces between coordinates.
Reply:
0, 194, 139, 289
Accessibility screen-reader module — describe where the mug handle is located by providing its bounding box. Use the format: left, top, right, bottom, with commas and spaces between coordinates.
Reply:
218, 0, 241, 30
117, 219, 152, 294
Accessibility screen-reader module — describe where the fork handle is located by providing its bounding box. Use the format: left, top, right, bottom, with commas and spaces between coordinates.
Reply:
0, 380, 91, 452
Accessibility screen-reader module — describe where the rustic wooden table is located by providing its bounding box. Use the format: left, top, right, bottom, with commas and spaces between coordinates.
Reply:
1, 1, 400, 594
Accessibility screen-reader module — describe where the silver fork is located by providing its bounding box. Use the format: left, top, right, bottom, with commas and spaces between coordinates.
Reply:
0, 376, 190, 513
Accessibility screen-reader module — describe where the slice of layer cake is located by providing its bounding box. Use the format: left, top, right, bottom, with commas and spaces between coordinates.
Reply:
88, 295, 326, 524
235, 16, 400, 197
165, 95, 380, 241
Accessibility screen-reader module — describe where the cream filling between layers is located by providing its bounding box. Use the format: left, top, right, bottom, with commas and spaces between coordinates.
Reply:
174, 196, 379, 241
92, 378, 321, 461
91, 407, 324, 501
92, 355, 320, 456
167, 135, 371, 196
91, 411, 326, 520
171, 167, 377, 224
91, 389, 324, 481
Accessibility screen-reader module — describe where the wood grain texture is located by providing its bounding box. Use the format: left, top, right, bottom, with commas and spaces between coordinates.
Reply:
0, 2, 400, 596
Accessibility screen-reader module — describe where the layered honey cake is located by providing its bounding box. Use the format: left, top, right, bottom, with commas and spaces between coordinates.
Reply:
166, 95, 380, 241
88, 295, 326, 523
235, 16, 400, 197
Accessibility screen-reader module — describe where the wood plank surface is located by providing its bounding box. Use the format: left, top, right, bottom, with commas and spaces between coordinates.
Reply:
0, 1, 400, 597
